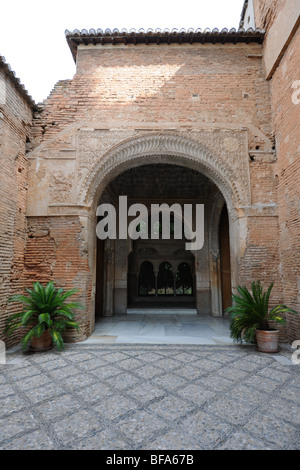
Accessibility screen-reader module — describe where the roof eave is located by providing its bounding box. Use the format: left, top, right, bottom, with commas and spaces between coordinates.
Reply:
65, 27, 265, 62
0, 55, 36, 109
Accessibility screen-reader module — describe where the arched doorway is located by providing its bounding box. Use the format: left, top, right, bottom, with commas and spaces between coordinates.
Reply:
74, 131, 248, 333
95, 162, 231, 316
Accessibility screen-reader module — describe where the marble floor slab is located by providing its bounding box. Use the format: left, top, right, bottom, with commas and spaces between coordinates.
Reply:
85, 314, 234, 345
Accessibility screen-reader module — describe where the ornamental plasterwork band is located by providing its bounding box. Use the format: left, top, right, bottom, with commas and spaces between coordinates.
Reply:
79, 133, 251, 212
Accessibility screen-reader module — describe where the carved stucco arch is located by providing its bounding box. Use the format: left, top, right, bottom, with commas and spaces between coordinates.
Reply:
79, 133, 248, 218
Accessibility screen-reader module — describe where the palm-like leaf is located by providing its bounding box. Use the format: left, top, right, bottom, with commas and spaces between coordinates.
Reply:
5, 281, 82, 351
51, 330, 65, 351
226, 281, 297, 344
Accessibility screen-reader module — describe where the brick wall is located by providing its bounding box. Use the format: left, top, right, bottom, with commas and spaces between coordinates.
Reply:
253, 0, 300, 311
31, 42, 272, 151
239, 215, 282, 307
0, 66, 33, 346
24, 216, 92, 341
272, 27, 300, 310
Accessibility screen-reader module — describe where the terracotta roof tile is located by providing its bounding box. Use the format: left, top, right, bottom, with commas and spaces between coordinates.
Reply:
65, 27, 265, 62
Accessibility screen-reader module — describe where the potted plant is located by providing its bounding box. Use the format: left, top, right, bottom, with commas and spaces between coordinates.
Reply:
5, 281, 82, 352
226, 281, 297, 353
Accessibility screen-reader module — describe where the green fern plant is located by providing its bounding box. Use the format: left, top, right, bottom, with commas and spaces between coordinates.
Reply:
5, 281, 82, 351
226, 281, 296, 344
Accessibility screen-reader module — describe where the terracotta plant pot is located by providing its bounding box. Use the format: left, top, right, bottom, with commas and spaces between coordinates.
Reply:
255, 329, 280, 353
29, 329, 53, 352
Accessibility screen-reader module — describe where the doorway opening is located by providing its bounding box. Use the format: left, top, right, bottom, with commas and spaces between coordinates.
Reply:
219, 204, 232, 313
95, 163, 231, 316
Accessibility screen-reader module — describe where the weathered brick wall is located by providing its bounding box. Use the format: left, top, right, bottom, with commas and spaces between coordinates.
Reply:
271, 27, 300, 311
239, 215, 282, 307
253, 0, 300, 311
24, 216, 92, 341
242, 158, 282, 306
0, 66, 33, 346
31, 42, 272, 152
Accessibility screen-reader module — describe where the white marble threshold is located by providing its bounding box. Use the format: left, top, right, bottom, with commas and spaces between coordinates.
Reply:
84, 314, 234, 345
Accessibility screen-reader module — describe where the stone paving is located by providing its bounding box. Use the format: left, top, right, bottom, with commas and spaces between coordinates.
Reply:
0, 342, 299, 450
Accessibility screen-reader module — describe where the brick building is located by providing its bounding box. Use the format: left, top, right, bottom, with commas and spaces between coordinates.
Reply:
0, 0, 299, 346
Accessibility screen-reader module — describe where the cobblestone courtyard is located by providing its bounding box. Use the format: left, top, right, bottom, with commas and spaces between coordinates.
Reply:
0, 343, 299, 450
